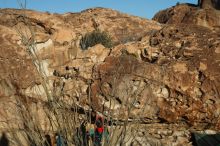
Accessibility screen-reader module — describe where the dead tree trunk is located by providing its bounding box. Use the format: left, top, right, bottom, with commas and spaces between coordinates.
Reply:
212, 0, 220, 9
199, 0, 213, 8
199, 0, 220, 9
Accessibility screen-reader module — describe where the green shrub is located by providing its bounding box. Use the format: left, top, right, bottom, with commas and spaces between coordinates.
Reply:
80, 29, 113, 50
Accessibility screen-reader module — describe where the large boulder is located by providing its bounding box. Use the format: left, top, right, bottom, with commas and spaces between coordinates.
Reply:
153, 3, 220, 30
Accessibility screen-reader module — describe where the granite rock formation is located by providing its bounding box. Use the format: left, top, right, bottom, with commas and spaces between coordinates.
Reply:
153, 1, 220, 30
0, 4, 219, 146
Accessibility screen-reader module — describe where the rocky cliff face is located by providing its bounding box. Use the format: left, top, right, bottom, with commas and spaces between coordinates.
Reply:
0, 5, 220, 146
153, 3, 220, 30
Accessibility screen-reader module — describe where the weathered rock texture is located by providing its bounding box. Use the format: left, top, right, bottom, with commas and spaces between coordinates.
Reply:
0, 5, 219, 146
153, 3, 220, 30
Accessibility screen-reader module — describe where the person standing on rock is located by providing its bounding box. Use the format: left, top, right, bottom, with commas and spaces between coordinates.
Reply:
86, 123, 95, 146
80, 121, 89, 146
55, 132, 66, 146
94, 116, 104, 146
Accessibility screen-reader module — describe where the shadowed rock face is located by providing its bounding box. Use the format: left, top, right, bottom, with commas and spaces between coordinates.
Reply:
0, 6, 220, 146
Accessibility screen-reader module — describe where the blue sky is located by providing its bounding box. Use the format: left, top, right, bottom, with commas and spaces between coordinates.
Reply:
0, 0, 197, 19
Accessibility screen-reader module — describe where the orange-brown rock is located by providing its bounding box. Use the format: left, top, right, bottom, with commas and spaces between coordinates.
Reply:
153, 3, 220, 30
0, 6, 220, 146
92, 23, 220, 126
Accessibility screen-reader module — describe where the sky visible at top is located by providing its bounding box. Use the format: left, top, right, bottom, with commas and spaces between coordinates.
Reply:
0, 0, 197, 19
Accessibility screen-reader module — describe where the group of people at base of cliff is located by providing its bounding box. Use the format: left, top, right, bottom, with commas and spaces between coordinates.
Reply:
44, 113, 109, 146
77, 115, 109, 146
